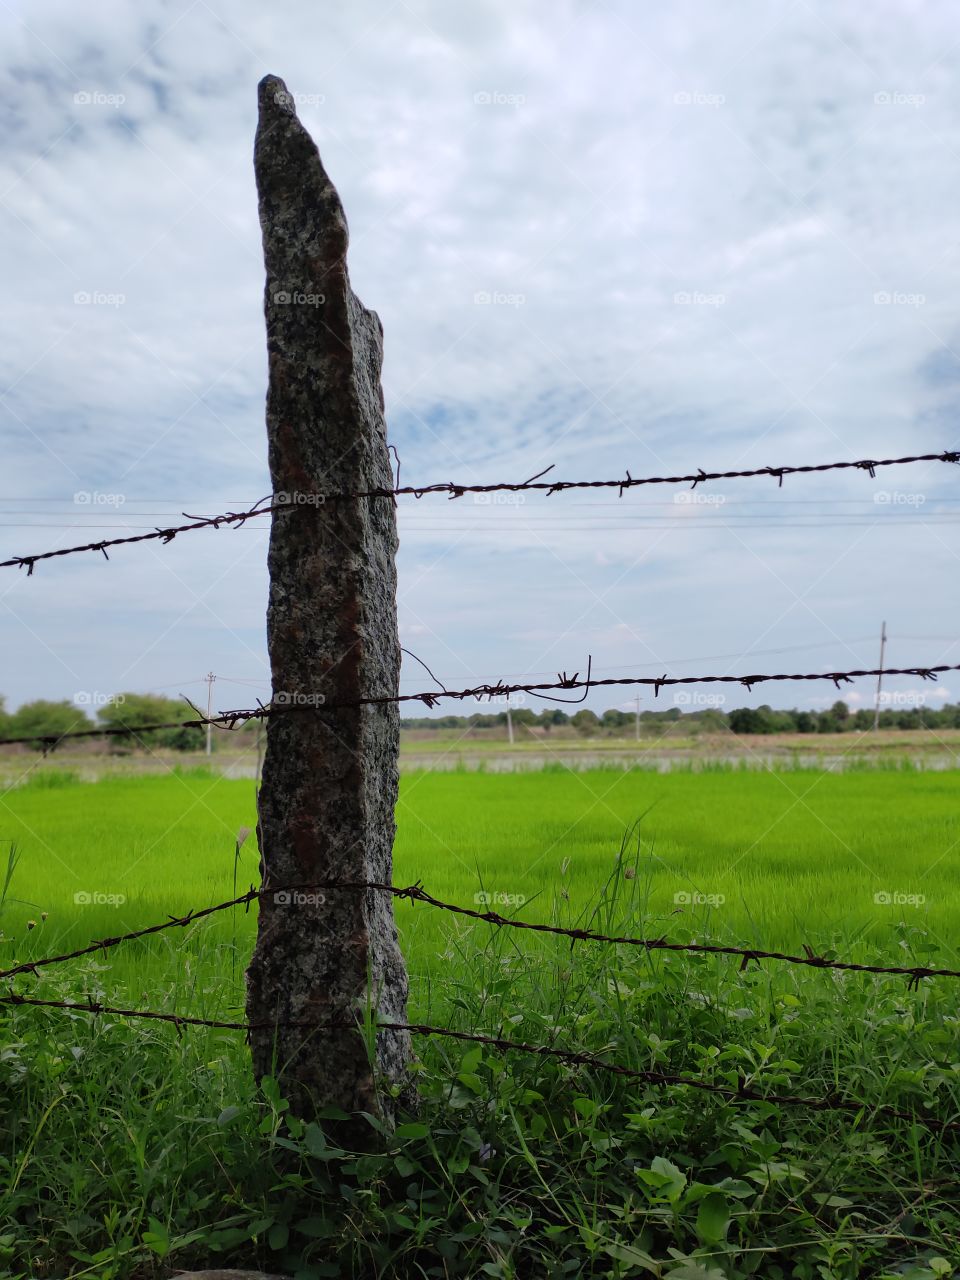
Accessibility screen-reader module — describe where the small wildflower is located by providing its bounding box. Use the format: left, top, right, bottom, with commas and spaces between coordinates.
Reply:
26, 919, 36, 930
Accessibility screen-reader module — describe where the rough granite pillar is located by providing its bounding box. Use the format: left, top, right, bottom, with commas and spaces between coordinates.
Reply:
245, 74, 411, 1126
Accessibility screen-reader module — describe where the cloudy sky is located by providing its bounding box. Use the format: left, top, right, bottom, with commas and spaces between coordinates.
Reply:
1, 0, 959, 721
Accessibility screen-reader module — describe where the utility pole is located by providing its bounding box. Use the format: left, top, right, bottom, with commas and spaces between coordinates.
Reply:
204, 671, 216, 755
506, 699, 515, 746
872, 621, 887, 732
635, 693, 641, 742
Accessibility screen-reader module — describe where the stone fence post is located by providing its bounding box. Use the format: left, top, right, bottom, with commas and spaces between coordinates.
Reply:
245, 75, 411, 1127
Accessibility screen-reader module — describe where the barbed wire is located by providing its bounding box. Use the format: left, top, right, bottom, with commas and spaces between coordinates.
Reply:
0, 708, 265, 750
2, 659, 959, 750
6, 881, 960, 988
391, 883, 960, 987
315, 662, 960, 709
3, 448, 957, 574
0, 887, 261, 980
1, 993, 955, 1134
358, 450, 960, 498
0, 500, 275, 576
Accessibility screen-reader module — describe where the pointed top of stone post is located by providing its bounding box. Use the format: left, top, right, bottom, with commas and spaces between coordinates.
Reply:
255, 74, 349, 269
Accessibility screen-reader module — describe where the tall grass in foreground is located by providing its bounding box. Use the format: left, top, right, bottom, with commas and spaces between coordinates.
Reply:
2, 836, 959, 1279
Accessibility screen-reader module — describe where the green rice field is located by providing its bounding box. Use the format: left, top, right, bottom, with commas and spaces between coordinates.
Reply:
3, 761, 958, 991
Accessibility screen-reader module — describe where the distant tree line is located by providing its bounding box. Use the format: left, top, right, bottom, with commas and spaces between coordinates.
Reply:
0, 693, 215, 751
1, 694, 958, 752
400, 700, 960, 736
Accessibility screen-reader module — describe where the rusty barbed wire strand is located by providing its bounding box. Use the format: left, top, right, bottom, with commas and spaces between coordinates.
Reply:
2, 660, 960, 750
355, 450, 960, 498
389, 883, 960, 988
6, 881, 960, 988
1, 993, 955, 1134
0, 710, 266, 750
314, 662, 960, 709
0, 498, 276, 576
0, 888, 264, 980
2, 449, 958, 574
